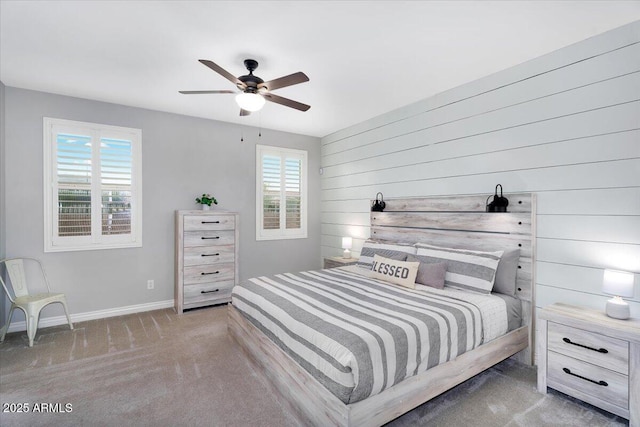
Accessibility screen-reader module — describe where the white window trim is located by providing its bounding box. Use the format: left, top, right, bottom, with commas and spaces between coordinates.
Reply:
256, 144, 307, 241
43, 117, 143, 252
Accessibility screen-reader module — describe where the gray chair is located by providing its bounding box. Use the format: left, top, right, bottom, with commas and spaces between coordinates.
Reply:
0, 258, 73, 347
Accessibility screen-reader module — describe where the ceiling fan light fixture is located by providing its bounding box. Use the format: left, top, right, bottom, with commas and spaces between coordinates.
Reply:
235, 92, 265, 112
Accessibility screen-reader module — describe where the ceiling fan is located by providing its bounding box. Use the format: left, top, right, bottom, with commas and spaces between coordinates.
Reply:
179, 59, 310, 116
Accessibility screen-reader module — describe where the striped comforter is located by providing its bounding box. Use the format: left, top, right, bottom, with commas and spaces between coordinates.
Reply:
231, 266, 508, 404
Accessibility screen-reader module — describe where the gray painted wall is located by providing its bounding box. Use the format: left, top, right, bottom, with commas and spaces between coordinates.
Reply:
320, 22, 640, 317
1, 81, 6, 327
4, 88, 321, 321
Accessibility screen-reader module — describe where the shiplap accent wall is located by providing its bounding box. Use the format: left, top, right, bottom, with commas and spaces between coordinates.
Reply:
320, 22, 640, 317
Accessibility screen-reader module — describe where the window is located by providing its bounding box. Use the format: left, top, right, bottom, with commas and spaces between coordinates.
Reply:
43, 118, 142, 252
256, 145, 307, 240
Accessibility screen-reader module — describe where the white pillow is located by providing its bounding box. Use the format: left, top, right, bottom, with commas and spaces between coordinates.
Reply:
415, 244, 503, 294
371, 254, 420, 289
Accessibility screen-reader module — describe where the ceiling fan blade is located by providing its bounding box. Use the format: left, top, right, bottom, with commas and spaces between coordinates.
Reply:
179, 90, 235, 94
199, 59, 245, 88
263, 93, 310, 112
240, 109, 251, 116
260, 72, 309, 91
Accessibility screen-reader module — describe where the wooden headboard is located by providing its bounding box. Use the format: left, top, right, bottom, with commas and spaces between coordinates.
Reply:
369, 193, 536, 364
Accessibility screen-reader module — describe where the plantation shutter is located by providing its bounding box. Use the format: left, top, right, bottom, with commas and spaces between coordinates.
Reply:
285, 157, 301, 229
100, 137, 133, 235
44, 118, 142, 252
262, 154, 281, 230
256, 145, 307, 240
56, 133, 93, 237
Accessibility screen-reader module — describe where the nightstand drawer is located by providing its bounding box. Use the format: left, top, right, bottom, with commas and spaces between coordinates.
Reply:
324, 257, 358, 269
547, 351, 628, 410
548, 322, 629, 375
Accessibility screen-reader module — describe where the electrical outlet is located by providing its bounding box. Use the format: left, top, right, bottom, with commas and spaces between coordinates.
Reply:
147, 279, 154, 290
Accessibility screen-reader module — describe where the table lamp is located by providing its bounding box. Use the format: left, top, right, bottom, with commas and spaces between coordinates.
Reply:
602, 269, 635, 319
342, 237, 353, 259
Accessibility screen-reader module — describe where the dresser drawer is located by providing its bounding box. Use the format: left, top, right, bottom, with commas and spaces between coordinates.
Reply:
184, 262, 235, 285
184, 214, 235, 231
184, 230, 235, 247
183, 245, 235, 266
547, 351, 628, 410
183, 281, 234, 307
548, 322, 628, 375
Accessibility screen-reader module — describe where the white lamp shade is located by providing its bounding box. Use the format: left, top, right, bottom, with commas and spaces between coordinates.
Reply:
342, 237, 353, 250
235, 92, 265, 112
602, 269, 635, 298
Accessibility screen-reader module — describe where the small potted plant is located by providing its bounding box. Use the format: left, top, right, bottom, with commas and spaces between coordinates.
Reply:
195, 193, 217, 210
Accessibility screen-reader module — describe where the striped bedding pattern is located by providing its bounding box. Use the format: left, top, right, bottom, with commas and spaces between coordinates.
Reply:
356, 240, 416, 269
231, 266, 508, 404
415, 243, 503, 294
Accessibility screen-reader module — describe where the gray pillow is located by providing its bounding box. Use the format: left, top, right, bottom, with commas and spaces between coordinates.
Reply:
407, 255, 447, 289
493, 249, 520, 296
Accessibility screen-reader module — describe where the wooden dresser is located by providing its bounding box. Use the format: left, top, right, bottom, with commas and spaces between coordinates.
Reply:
175, 210, 239, 314
537, 303, 640, 426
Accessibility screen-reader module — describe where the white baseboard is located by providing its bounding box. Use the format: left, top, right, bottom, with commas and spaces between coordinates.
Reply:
5, 300, 174, 333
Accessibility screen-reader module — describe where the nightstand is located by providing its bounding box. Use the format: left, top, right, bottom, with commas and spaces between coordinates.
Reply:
324, 256, 358, 269
537, 303, 640, 425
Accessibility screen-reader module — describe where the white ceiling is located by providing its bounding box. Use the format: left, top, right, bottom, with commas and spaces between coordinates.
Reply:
1, 1, 639, 138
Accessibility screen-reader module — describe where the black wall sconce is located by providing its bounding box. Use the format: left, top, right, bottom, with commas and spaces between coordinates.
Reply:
371, 192, 386, 212
486, 184, 509, 212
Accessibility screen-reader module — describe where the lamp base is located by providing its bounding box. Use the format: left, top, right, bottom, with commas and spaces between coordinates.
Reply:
605, 296, 630, 320
343, 249, 351, 259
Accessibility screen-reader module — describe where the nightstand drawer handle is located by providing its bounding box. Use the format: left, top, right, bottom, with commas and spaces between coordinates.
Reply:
202, 221, 220, 224
562, 368, 608, 387
201, 253, 220, 257
562, 337, 608, 353
201, 271, 219, 275
201, 289, 219, 294
201, 236, 220, 240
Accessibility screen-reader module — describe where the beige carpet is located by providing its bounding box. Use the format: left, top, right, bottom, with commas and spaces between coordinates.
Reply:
0, 305, 627, 426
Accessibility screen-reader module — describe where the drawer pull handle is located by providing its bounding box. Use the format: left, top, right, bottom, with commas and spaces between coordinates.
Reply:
562, 337, 608, 354
201, 289, 220, 294
201, 271, 219, 276
201, 236, 220, 240
201, 253, 220, 257
202, 221, 220, 224
562, 368, 608, 387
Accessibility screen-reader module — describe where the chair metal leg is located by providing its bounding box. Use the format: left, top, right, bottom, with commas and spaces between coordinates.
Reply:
60, 298, 74, 330
0, 304, 16, 343
26, 310, 41, 348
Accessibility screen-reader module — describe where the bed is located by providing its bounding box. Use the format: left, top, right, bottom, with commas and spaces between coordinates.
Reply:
228, 194, 536, 426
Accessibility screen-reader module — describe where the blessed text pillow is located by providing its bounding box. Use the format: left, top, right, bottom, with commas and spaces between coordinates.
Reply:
371, 254, 419, 289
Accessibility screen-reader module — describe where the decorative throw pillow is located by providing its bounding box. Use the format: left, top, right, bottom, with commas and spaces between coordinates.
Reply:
371, 254, 419, 289
415, 244, 503, 294
406, 255, 447, 289
356, 240, 416, 269
493, 248, 520, 296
